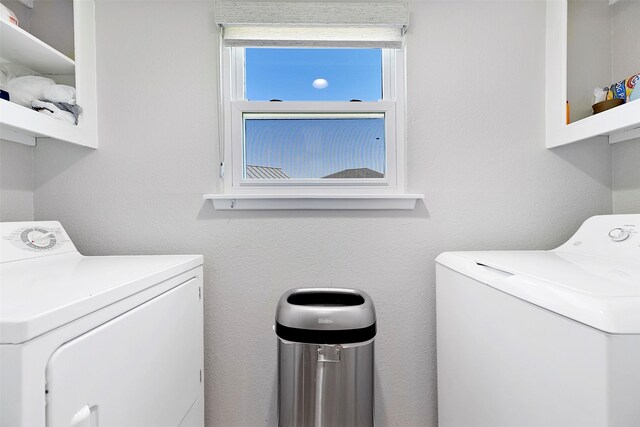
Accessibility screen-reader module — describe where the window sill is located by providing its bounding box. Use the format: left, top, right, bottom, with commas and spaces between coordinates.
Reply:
203, 193, 424, 210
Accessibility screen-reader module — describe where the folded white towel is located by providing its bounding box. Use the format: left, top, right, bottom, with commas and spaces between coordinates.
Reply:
6, 76, 55, 107
31, 99, 76, 125
0, 63, 39, 89
43, 84, 76, 105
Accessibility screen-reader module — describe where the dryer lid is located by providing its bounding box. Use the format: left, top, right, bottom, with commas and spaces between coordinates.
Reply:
0, 253, 203, 344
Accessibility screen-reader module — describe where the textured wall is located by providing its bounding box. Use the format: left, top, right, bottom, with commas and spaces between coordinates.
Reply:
1, 1, 30, 28
1, 2, 33, 222
0, 141, 33, 221
1, 0, 74, 58
28, 0, 75, 60
0, 0, 72, 223
613, 139, 640, 213
32, 1, 613, 425
611, 0, 640, 81
611, 0, 640, 214
567, 0, 611, 122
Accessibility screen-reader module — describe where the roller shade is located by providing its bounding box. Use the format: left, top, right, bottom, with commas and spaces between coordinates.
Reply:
215, 1, 409, 48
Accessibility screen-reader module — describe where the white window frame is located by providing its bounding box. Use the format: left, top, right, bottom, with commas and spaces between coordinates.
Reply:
220, 46, 407, 196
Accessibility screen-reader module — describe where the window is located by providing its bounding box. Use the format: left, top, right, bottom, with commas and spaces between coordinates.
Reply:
210, 1, 421, 209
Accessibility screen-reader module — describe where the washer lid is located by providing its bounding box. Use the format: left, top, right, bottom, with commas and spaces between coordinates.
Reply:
436, 250, 640, 334
0, 253, 203, 344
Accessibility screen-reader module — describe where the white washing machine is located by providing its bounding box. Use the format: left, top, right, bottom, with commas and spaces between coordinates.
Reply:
436, 214, 640, 427
0, 221, 204, 427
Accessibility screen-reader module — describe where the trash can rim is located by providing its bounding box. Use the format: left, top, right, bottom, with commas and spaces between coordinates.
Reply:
275, 287, 376, 339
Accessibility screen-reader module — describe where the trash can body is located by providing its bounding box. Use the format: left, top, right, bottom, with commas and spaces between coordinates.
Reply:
276, 288, 376, 427
278, 340, 374, 427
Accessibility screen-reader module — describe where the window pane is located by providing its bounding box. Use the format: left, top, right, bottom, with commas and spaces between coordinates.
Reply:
243, 113, 385, 179
245, 48, 382, 101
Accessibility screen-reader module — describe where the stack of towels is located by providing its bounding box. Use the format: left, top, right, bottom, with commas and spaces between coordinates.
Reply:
0, 63, 82, 125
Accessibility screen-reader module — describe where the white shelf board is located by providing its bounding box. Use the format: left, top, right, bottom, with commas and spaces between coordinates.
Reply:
0, 100, 94, 148
547, 100, 640, 148
0, 18, 74, 75
203, 193, 424, 210
610, 126, 640, 144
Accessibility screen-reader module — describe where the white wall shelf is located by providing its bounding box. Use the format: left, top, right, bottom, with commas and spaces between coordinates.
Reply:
0, 100, 92, 147
0, 2, 98, 149
203, 193, 424, 210
548, 101, 640, 148
545, 0, 640, 148
0, 18, 74, 75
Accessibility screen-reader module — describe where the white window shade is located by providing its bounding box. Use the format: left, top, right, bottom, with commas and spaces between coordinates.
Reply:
215, 1, 409, 48
222, 26, 403, 48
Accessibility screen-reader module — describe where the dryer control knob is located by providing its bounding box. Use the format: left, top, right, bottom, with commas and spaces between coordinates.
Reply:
609, 228, 630, 242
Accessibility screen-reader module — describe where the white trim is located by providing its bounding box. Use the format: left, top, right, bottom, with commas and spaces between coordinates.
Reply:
0, 127, 36, 146
217, 45, 413, 207
545, 0, 640, 148
609, 126, 640, 144
73, 0, 99, 149
233, 102, 392, 113
391, 47, 406, 193
203, 193, 423, 210
243, 112, 385, 120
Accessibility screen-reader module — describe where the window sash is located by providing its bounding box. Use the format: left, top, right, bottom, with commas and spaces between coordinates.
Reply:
230, 48, 397, 102
231, 101, 397, 188
220, 46, 406, 195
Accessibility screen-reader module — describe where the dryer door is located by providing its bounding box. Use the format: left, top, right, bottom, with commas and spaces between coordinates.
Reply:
45, 278, 203, 427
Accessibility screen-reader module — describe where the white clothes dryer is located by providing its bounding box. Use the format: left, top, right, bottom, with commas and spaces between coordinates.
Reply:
436, 214, 640, 427
0, 221, 204, 427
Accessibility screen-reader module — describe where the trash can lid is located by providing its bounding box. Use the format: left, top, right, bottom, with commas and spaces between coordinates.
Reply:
275, 288, 376, 343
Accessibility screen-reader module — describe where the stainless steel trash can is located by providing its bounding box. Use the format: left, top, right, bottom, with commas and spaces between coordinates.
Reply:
276, 288, 376, 427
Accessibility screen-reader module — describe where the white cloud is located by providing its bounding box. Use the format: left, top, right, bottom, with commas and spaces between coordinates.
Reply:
312, 78, 329, 89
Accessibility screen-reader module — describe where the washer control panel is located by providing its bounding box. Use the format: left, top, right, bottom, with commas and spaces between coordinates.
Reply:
609, 227, 632, 243
556, 214, 640, 260
1, 221, 77, 263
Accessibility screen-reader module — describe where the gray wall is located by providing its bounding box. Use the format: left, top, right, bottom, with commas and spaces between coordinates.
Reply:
567, 0, 611, 122
0, 2, 33, 222
2, 1, 30, 28
613, 140, 640, 213
0, 140, 33, 221
611, 0, 640, 214
0, 0, 73, 222
1, 0, 74, 58
612, 0, 640, 82
32, 1, 613, 426
28, 0, 75, 60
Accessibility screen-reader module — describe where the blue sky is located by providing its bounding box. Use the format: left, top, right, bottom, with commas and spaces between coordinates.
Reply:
243, 48, 386, 179
245, 48, 382, 101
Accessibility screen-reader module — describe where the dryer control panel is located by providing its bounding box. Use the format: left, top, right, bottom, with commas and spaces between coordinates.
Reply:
555, 214, 640, 260
1, 221, 77, 263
